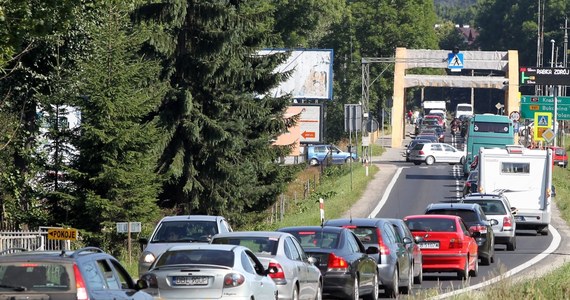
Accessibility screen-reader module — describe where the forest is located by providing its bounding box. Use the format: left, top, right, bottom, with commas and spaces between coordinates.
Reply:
0, 0, 568, 251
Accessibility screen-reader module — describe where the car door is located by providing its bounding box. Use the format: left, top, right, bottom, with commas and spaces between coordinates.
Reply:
243, 250, 275, 299
383, 223, 409, 284
346, 232, 374, 289
84, 258, 132, 300
442, 144, 459, 163
430, 143, 444, 162
291, 237, 320, 300
285, 237, 311, 299
390, 223, 413, 281
108, 259, 152, 300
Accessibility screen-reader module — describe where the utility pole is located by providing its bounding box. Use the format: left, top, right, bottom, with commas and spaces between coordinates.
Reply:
536, 0, 545, 96
561, 17, 569, 147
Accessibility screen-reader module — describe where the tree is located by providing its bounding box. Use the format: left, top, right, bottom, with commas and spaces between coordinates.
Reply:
68, 0, 166, 245
135, 0, 293, 226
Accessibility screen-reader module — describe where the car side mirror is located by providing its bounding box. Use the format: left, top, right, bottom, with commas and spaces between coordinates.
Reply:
414, 236, 424, 243
136, 279, 149, 290
511, 207, 518, 215
489, 219, 499, 226
365, 246, 379, 255
403, 237, 413, 245
138, 238, 148, 251
307, 256, 318, 265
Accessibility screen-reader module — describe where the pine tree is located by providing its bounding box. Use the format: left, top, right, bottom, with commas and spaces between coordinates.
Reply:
135, 0, 293, 225
69, 0, 167, 242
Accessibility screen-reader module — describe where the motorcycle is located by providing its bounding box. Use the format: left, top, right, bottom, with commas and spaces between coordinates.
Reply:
451, 125, 459, 135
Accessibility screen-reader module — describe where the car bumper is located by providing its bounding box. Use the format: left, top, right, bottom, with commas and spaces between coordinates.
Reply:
322, 272, 354, 298
421, 252, 468, 273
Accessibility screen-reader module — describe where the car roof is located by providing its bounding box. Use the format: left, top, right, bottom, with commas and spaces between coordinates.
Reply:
463, 193, 504, 199
159, 215, 224, 222
167, 244, 245, 252
212, 231, 289, 239
426, 203, 481, 211
324, 218, 388, 227
0, 247, 109, 261
278, 226, 345, 233
404, 214, 460, 220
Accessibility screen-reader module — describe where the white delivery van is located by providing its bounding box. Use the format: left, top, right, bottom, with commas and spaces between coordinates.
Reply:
455, 103, 473, 118
477, 145, 553, 235
422, 100, 446, 112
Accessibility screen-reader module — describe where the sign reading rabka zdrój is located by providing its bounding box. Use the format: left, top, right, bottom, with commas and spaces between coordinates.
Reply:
47, 228, 78, 240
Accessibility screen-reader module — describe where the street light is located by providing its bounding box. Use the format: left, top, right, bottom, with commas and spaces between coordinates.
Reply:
551, 39, 556, 68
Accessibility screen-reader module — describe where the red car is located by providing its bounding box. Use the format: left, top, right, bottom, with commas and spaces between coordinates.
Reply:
423, 115, 445, 128
548, 146, 568, 168
403, 215, 479, 280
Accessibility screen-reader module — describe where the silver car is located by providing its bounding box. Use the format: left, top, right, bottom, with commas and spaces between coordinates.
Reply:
409, 142, 466, 165
140, 244, 278, 300
138, 215, 233, 276
212, 231, 323, 300
462, 193, 517, 251
386, 219, 423, 285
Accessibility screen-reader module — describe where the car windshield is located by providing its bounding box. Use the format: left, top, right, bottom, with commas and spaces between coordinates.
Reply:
554, 148, 566, 155
152, 221, 218, 243
0, 263, 70, 291
155, 249, 234, 267
464, 200, 506, 215
286, 230, 340, 249
426, 209, 479, 223
212, 236, 278, 255
405, 218, 456, 232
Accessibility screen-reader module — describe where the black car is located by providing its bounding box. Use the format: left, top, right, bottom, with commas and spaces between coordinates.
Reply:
278, 226, 379, 300
463, 170, 479, 196
424, 203, 497, 265
324, 218, 413, 298
0, 247, 151, 299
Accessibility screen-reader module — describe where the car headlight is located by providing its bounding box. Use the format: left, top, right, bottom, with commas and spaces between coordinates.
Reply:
142, 252, 156, 264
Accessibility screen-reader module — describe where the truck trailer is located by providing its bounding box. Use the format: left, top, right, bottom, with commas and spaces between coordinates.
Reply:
477, 145, 553, 235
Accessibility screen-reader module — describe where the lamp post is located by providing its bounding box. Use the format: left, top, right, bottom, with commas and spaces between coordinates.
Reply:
551, 39, 556, 68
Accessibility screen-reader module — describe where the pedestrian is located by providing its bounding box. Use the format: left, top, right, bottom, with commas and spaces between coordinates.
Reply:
407, 110, 413, 124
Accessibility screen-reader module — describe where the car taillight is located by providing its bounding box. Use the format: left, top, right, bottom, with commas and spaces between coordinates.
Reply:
327, 253, 349, 271
449, 238, 463, 249
267, 261, 286, 284
465, 182, 471, 187
223, 273, 245, 288
503, 216, 513, 231
470, 225, 487, 234
73, 264, 89, 300
419, 150, 425, 155
376, 228, 390, 255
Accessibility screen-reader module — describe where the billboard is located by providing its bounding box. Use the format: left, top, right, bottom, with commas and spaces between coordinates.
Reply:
259, 49, 333, 100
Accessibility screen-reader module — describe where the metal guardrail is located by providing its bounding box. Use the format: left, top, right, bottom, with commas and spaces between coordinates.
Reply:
0, 227, 72, 252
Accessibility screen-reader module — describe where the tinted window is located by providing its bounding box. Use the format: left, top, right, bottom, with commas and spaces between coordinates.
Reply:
382, 224, 397, 243
152, 221, 218, 242
155, 249, 234, 267
412, 143, 425, 150
97, 260, 120, 290
290, 237, 308, 261
82, 260, 106, 290
287, 230, 339, 249
241, 251, 255, 274
426, 209, 479, 223
0, 263, 70, 291
346, 226, 378, 244
464, 200, 506, 215
473, 122, 510, 133
405, 218, 456, 232
212, 236, 278, 255
110, 259, 134, 290
346, 232, 361, 253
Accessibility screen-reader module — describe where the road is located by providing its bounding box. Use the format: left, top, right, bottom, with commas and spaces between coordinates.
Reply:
367, 131, 555, 298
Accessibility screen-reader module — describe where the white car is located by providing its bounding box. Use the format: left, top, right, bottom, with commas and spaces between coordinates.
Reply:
462, 193, 517, 251
140, 244, 278, 300
408, 142, 466, 165
212, 231, 323, 300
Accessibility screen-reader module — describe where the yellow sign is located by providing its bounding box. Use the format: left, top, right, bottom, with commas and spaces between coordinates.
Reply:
529, 105, 540, 110
533, 112, 552, 141
47, 228, 78, 240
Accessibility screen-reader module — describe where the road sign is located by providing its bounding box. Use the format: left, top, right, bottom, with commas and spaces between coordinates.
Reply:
533, 112, 552, 142
344, 104, 362, 132
293, 104, 323, 143
116, 222, 142, 233
47, 228, 78, 240
520, 67, 570, 85
542, 128, 555, 143
448, 53, 464, 72
520, 96, 570, 120
509, 111, 520, 121
495, 103, 504, 110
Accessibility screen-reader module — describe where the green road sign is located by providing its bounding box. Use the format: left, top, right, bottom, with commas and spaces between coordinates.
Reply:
520, 95, 570, 120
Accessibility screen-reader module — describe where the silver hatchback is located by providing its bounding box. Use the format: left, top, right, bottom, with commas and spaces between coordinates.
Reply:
409, 142, 466, 166
212, 231, 323, 300
462, 193, 517, 251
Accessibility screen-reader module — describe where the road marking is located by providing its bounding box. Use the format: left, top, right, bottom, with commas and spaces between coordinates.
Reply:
429, 224, 562, 299
368, 167, 404, 218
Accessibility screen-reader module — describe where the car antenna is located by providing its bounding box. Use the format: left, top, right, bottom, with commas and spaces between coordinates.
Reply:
349, 210, 353, 223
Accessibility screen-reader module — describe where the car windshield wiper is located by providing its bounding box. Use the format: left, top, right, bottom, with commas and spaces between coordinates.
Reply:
0, 284, 27, 291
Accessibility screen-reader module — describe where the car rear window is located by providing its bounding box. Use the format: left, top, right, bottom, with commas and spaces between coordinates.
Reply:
156, 249, 234, 267
426, 209, 479, 223
0, 263, 70, 291
211, 237, 278, 255
412, 143, 425, 150
343, 226, 378, 244
555, 148, 566, 155
464, 200, 506, 215
286, 230, 339, 249
405, 218, 456, 232
151, 221, 218, 243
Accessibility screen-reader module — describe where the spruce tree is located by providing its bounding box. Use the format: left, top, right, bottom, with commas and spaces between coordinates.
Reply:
135, 0, 293, 225
69, 0, 166, 243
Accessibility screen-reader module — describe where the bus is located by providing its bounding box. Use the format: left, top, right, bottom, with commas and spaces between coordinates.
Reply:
462, 114, 515, 176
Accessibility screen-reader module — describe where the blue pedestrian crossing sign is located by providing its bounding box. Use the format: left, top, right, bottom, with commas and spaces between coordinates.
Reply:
537, 115, 549, 126
448, 53, 464, 72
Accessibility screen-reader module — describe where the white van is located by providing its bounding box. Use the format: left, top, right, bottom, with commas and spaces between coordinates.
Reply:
455, 103, 473, 118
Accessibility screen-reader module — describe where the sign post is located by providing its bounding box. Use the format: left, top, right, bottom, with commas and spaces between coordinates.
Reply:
533, 112, 553, 145
117, 222, 142, 265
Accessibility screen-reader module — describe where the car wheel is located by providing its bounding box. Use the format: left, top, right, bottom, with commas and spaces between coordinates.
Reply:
413, 264, 423, 284
506, 237, 516, 251
348, 276, 359, 300
309, 158, 319, 166
457, 256, 469, 280
314, 281, 322, 300
413, 161, 422, 165
480, 255, 491, 266
538, 226, 549, 235
345, 157, 354, 163
470, 256, 479, 277
363, 272, 378, 300
400, 266, 413, 294
460, 156, 466, 164
425, 156, 435, 165
292, 286, 299, 300
385, 268, 399, 298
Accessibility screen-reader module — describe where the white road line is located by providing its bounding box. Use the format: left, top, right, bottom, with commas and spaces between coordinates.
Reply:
368, 167, 404, 218
429, 224, 562, 299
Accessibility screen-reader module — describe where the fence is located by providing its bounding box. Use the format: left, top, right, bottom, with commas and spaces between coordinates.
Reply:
0, 227, 72, 253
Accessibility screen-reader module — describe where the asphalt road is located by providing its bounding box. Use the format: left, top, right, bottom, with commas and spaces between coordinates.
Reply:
367, 132, 555, 299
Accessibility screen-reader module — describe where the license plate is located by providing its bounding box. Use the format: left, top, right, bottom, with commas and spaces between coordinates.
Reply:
515, 216, 525, 221
558, 162, 565, 165
419, 242, 439, 249
172, 276, 209, 286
